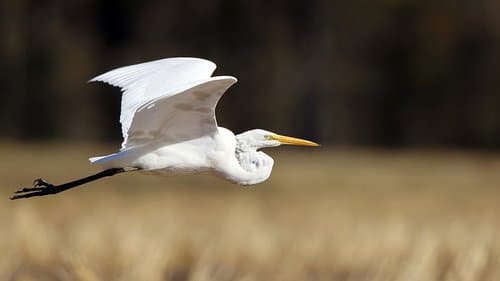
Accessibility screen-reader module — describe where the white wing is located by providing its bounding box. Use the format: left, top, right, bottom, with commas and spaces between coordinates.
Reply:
124, 76, 237, 147
90, 57, 217, 144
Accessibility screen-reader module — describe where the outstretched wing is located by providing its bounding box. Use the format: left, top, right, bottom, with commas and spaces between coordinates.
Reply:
90, 57, 217, 144
124, 76, 237, 147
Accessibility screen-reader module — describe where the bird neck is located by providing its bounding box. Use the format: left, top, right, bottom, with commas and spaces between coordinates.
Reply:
210, 127, 274, 185
233, 144, 274, 185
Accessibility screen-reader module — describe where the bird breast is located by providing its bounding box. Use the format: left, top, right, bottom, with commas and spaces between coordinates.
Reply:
236, 150, 273, 173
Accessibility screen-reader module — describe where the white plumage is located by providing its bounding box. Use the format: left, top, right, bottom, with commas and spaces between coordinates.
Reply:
11, 57, 319, 200
11, 58, 318, 200
88, 57, 318, 185
75, 58, 317, 185
89, 57, 223, 147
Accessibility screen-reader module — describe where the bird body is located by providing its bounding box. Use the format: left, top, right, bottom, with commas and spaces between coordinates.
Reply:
90, 127, 275, 185
11, 57, 318, 200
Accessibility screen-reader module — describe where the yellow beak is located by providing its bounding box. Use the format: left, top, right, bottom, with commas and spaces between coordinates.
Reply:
270, 134, 320, 146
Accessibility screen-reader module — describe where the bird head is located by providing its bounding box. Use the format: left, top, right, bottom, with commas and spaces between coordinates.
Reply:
236, 129, 319, 150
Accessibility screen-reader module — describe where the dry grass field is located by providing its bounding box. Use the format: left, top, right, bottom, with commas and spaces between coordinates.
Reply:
2, 143, 500, 281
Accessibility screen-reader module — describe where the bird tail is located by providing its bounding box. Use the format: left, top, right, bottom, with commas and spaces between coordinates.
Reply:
89, 148, 138, 168
88, 155, 113, 164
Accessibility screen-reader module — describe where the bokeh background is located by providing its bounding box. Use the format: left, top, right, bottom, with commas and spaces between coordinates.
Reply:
2, 0, 500, 147
2, 1, 500, 280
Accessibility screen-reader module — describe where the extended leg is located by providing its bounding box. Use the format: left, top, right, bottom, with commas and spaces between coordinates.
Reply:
11, 167, 137, 200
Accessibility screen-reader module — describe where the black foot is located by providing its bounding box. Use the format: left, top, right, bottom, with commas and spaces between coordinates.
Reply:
11, 178, 60, 200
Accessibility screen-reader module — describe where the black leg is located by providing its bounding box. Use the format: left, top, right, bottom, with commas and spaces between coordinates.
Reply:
11, 167, 136, 200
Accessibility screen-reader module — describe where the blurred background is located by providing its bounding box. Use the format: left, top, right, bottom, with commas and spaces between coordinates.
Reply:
2, 1, 500, 280
2, 0, 500, 147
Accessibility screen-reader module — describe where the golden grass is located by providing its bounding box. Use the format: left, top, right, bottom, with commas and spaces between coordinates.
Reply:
2, 143, 500, 280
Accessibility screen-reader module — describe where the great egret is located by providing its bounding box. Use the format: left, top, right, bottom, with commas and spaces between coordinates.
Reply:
11, 57, 318, 200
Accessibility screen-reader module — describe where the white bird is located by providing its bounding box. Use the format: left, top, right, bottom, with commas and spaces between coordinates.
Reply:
11, 57, 318, 200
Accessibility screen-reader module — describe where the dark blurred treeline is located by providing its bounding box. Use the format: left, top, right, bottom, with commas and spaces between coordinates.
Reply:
1, 0, 500, 148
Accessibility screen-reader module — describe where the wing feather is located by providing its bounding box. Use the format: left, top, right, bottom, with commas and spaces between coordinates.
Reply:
124, 76, 237, 147
90, 57, 217, 144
